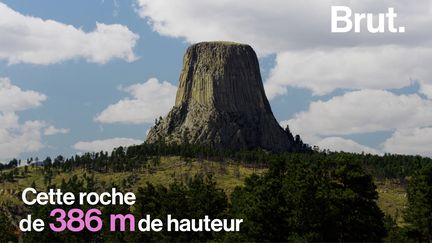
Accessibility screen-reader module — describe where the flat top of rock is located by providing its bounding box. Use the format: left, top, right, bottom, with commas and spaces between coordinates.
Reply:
189, 41, 251, 48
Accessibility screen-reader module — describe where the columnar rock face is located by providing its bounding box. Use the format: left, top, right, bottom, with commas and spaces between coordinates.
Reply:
146, 41, 295, 151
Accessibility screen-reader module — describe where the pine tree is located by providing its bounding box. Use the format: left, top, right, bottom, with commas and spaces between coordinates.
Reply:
404, 164, 432, 242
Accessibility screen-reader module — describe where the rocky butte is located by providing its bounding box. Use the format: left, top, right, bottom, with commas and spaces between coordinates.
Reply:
146, 41, 305, 152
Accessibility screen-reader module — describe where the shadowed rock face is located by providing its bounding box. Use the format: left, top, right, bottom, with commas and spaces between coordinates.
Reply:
146, 41, 295, 151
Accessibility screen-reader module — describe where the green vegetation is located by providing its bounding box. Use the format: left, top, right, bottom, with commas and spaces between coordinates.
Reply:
229, 158, 386, 242
0, 157, 262, 197
404, 164, 432, 241
0, 143, 431, 242
376, 179, 407, 225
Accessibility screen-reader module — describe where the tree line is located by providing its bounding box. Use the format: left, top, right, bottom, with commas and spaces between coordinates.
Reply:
0, 142, 431, 241
2, 142, 430, 181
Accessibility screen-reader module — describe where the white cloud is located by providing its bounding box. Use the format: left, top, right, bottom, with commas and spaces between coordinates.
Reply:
281, 90, 432, 156
44, 126, 70, 136
136, 0, 331, 55
0, 2, 139, 65
136, 0, 432, 55
73, 137, 142, 153
286, 90, 432, 140
316, 137, 381, 155
383, 127, 432, 157
420, 81, 432, 99
0, 78, 68, 159
0, 78, 46, 111
265, 46, 432, 98
0, 112, 45, 160
135, 0, 432, 99
95, 78, 176, 124
280, 89, 432, 156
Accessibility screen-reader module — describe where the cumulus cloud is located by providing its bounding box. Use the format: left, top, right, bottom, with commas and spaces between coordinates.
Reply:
0, 112, 46, 159
0, 2, 139, 65
0, 78, 46, 111
0, 78, 68, 160
281, 90, 432, 156
73, 137, 142, 153
265, 46, 432, 97
134, 0, 432, 99
95, 78, 176, 124
316, 137, 381, 155
44, 126, 70, 136
383, 127, 432, 157
280, 89, 432, 156
0, 78, 47, 158
420, 81, 432, 99
286, 90, 432, 139
136, 0, 432, 54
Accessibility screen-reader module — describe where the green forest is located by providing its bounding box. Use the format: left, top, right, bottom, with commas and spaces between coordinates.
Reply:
0, 142, 431, 242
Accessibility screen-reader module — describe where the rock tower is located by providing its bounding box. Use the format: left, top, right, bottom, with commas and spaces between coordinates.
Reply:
146, 41, 297, 151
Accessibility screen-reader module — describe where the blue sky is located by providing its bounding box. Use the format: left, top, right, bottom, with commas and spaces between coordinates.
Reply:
1, 0, 187, 160
1, 0, 432, 162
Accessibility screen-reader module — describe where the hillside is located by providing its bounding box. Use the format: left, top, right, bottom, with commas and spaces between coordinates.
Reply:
0, 156, 265, 197
0, 156, 405, 224
0, 143, 431, 242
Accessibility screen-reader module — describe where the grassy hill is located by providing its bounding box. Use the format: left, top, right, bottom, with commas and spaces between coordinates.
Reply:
1, 156, 406, 224
1, 156, 264, 192
376, 179, 407, 225
0, 157, 264, 211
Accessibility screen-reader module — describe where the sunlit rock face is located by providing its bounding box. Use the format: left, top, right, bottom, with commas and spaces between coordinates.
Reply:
146, 41, 295, 151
